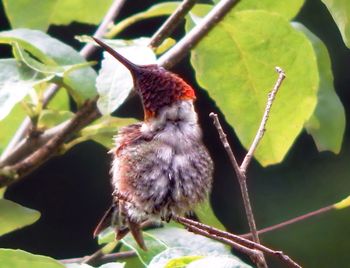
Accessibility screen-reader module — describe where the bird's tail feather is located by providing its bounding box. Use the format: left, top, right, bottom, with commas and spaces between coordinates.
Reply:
93, 204, 147, 251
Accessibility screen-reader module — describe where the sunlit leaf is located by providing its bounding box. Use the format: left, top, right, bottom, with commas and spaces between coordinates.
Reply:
37, 110, 74, 129
187, 256, 253, 268
106, 2, 181, 38
0, 199, 40, 236
149, 248, 201, 268
122, 232, 168, 266
148, 227, 230, 255
0, 249, 64, 268
0, 102, 25, 154
0, 29, 82, 65
294, 23, 345, 153
0, 59, 49, 121
189, 10, 318, 166
334, 195, 350, 210
3, 0, 113, 31
321, 0, 350, 48
232, 0, 304, 19
96, 38, 156, 115
0, 29, 97, 101
164, 255, 203, 268
79, 116, 137, 148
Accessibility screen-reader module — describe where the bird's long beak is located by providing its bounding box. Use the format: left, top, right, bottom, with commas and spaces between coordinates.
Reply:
93, 37, 140, 75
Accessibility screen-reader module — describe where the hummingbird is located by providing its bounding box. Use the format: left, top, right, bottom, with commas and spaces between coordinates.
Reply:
92, 37, 214, 250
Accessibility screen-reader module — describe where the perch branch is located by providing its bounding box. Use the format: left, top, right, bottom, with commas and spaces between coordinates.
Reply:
174, 216, 301, 268
149, 0, 198, 49
0, 0, 127, 162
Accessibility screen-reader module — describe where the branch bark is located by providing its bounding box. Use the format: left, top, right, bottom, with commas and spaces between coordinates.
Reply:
174, 216, 301, 268
149, 0, 198, 49
158, 0, 240, 69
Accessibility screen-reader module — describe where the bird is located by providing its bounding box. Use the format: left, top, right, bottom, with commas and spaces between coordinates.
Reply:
92, 37, 214, 250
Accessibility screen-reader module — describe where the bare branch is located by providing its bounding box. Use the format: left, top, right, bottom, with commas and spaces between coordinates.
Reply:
149, 0, 198, 49
242, 204, 334, 239
174, 216, 301, 268
0, 0, 127, 161
210, 113, 262, 246
240, 67, 286, 171
158, 0, 240, 69
209, 68, 287, 262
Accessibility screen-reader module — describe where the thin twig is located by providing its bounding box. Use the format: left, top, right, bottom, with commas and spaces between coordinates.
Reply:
149, 0, 198, 49
60, 251, 135, 265
174, 216, 301, 268
240, 67, 286, 171
209, 113, 262, 246
0, 0, 127, 162
210, 67, 286, 245
242, 204, 334, 239
158, 0, 240, 69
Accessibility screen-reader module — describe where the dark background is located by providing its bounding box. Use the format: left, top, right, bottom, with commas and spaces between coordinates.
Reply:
0, 0, 349, 267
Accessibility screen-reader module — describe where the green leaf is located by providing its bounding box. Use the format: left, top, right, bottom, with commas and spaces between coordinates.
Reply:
149, 248, 202, 268
122, 232, 168, 266
0, 102, 26, 154
0, 59, 48, 121
233, 0, 304, 19
37, 110, 74, 129
96, 38, 156, 115
14, 40, 97, 103
294, 23, 345, 153
194, 198, 225, 230
0, 29, 83, 65
97, 227, 115, 245
3, 0, 113, 32
164, 255, 203, 268
0, 199, 40, 236
106, 2, 181, 38
334, 195, 350, 210
48, 88, 70, 111
321, 0, 350, 48
190, 10, 319, 166
148, 227, 230, 255
79, 116, 137, 148
65, 262, 126, 268
0, 249, 64, 268
0, 29, 97, 101
186, 256, 253, 268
